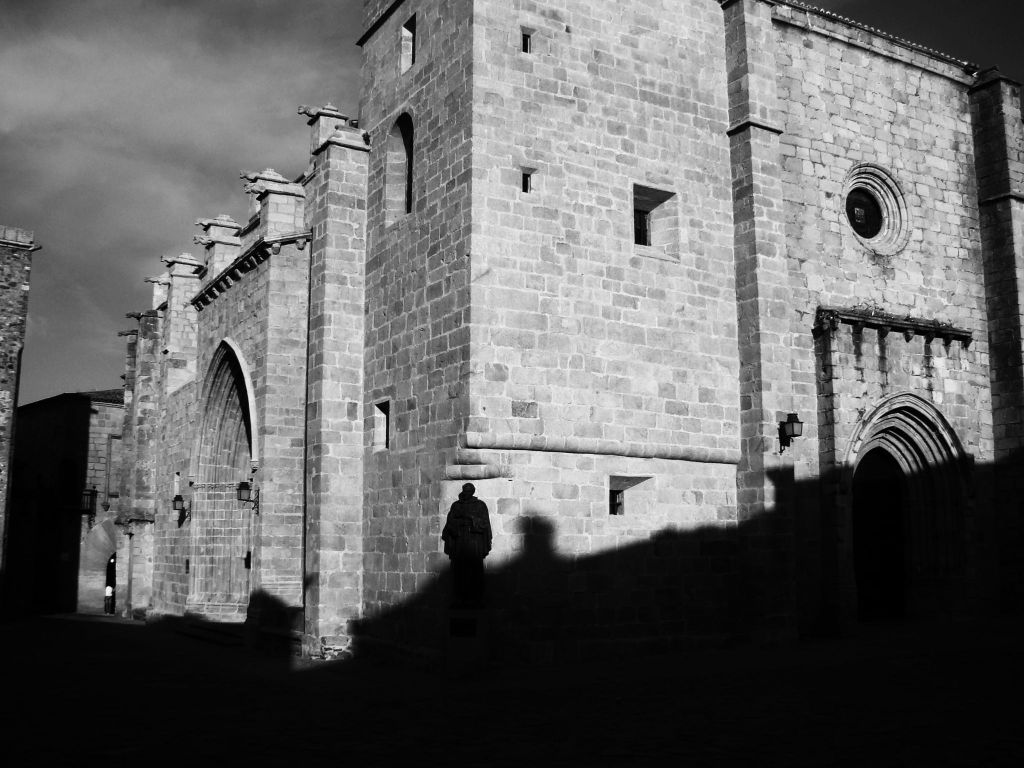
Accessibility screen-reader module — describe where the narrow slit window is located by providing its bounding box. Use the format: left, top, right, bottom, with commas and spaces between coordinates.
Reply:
634, 208, 651, 246
521, 169, 534, 193
521, 30, 533, 53
386, 113, 414, 224
609, 488, 625, 516
401, 16, 417, 73
374, 400, 391, 450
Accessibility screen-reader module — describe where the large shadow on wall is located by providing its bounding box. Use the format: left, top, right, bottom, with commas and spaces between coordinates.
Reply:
352, 451, 1016, 665
2, 395, 93, 617
2, 458, 1022, 763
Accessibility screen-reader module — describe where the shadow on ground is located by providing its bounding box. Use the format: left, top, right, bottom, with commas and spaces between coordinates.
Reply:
0, 612, 1021, 765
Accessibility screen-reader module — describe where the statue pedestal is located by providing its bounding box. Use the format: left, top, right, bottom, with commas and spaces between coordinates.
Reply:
446, 607, 487, 675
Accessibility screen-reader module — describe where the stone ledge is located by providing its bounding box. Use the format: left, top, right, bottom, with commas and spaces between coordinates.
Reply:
460, 433, 740, 465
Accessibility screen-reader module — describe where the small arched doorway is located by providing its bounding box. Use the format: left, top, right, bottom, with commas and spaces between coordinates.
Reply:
105, 554, 116, 615
843, 393, 969, 623
852, 448, 907, 621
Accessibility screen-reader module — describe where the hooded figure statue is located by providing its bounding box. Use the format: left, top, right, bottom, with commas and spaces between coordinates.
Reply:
442, 483, 492, 607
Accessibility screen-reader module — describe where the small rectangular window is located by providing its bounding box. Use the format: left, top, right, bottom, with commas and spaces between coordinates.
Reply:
374, 400, 391, 450
521, 170, 533, 193
521, 30, 533, 53
185, 558, 190, 574
609, 475, 652, 516
633, 184, 678, 257
401, 16, 417, 73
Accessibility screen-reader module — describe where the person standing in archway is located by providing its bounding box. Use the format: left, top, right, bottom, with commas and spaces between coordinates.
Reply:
442, 483, 492, 608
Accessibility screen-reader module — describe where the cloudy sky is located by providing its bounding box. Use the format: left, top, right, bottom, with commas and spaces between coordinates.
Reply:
2, 0, 1021, 405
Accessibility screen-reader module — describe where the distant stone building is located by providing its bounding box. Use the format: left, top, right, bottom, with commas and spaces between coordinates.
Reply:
0, 225, 37, 588
113, 1, 1024, 659
6, 390, 133, 615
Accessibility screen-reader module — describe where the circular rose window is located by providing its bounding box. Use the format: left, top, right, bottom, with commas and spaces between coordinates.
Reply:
842, 164, 909, 256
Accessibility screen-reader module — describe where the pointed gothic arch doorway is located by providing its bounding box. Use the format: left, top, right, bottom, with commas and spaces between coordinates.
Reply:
841, 393, 970, 624
185, 340, 259, 621
852, 448, 907, 620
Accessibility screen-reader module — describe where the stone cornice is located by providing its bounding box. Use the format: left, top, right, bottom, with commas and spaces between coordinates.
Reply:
314, 129, 371, 155
192, 230, 311, 311
0, 225, 38, 251
0, 238, 41, 252
461, 432, 740, 465
773, 1, 977, 76
814, 305, 973, 347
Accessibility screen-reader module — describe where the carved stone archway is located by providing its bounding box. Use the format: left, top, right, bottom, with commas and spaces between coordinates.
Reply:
185, 340, 258, 621
838, 393, 970, 624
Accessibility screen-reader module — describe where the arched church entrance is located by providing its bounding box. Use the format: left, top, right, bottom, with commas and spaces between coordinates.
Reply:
185, 340, 258, 621
843, 394, 968, 624
852, 448, 907, 620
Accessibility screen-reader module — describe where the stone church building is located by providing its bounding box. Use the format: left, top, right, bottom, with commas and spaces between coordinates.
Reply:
107, 0, 1024, 659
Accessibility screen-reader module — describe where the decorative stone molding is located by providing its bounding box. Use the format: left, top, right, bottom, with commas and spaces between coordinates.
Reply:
461, 432, 740, 465
161, 253, 204, 270
191, 230, 311, 310
842, 164, 911, 257
240, 168, 304, 200
773, 1, 978, 78
814, 305, 973, 348
298, 102, 351, 125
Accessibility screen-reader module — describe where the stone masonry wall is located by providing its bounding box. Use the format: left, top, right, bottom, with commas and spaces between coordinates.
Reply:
772, 3, 995, 625
0, 225, 35, 576
464, 0, 741, 630
359, 0, 476, 633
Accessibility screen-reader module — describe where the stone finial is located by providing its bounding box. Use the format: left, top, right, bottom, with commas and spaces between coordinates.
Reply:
300, 103, 366, 155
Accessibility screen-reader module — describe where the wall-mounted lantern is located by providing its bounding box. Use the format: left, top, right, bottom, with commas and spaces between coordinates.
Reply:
779, 412, 804, 454
236, 481, 252, 502
173, 494, 191, 527
237, 481, 260, 514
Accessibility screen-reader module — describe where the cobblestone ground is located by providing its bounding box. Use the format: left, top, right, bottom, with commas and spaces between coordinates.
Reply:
1, 614, 1021, 765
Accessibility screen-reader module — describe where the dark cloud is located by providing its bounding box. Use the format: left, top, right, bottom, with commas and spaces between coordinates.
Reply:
1, 1, 1020, 403
0, 0, 362, 403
